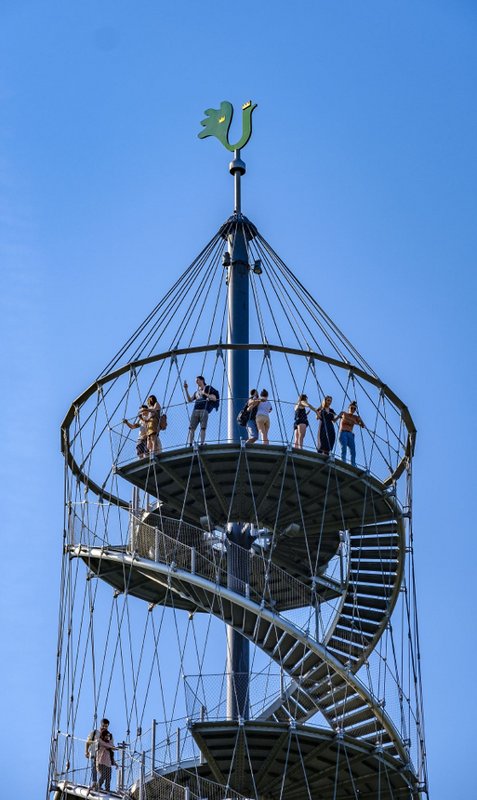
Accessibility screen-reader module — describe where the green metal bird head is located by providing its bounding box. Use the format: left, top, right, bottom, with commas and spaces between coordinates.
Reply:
198, 100, 257, 152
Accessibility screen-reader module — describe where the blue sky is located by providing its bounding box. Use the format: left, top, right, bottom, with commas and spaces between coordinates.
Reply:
1, 1, 476, 797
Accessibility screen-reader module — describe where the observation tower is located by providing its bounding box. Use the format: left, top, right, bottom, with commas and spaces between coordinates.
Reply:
48, 102, 429, 800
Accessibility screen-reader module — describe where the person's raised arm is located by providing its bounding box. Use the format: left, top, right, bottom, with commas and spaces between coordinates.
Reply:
85, 731, 93, 758
183, 381, 193, 403
123, 419, 139, 430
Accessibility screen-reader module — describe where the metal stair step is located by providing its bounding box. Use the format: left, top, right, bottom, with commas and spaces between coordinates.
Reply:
350, 531, 398, 542
272, 631, 297, 660
329, 627, 369, 647
253, 616, 273, 643
333, 625, 373, 646
320, 683, 354, 709
345, 719, 384, 738
261, 624, 282, 651
273, 705, 293, 723
355, 547, 399, 560
350, 560, 398, 573
347, 581, 393, 597
332, 694, 369, 717
334, 616, 379, 636
360, 730, 394, 747
231, 606, 245, 628
327, 639, 365, 659
349, 571, 396, 586
307, 673, 346, 700
341, 602, 388, 621
281, 641, 308, 669
242, 610, 258, 636
338, 706, 375, 729
286, 694, 312, 716
294, 649, 322, 676
350, 525, 398, 538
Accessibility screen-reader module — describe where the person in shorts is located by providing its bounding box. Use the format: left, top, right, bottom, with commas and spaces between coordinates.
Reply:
184, 376, 217, 446
256, 389, 272, 445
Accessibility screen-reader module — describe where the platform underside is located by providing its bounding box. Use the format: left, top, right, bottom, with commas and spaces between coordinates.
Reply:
78, 546, 198, 610
115, 445, 398, 581
154, 720, 417, 800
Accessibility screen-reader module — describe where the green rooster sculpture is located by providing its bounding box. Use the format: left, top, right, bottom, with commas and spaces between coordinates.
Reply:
198, 100, 257, 152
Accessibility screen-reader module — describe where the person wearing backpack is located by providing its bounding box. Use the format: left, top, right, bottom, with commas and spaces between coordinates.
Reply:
236, 388, 260, 444
184, 376, 218, 446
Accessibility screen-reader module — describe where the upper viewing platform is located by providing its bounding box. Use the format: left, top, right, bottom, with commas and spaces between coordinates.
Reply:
61, 212, 415, 511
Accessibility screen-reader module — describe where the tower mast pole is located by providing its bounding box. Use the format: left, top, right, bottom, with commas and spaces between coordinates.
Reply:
226, 148, 250, 721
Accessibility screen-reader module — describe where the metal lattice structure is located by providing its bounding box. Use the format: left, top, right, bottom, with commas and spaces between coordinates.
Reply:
48, 109, 428, 800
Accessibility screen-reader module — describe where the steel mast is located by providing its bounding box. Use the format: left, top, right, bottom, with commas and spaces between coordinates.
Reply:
197, 99, 258, 721
226, 148, 251, 721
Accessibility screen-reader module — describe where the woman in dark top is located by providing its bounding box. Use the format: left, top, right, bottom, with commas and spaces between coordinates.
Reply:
316, 395, 336, 455
293, 394, 316, 448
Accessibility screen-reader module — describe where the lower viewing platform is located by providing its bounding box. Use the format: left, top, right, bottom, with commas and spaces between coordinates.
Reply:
70, 510, 343, 612
51, 720, 419, 800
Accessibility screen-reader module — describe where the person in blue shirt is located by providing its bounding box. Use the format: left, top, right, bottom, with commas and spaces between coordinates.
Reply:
184, 376, 217, 446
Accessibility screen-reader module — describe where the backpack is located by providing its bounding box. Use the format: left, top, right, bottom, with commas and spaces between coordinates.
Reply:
237, 403, 250, 427
206, 386, 220, 412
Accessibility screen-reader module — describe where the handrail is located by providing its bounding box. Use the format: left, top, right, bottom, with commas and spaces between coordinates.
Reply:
61, 343, 416, 509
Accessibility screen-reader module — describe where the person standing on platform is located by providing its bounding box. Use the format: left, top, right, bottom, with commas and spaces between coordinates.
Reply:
146, 395, 162, 456
184, 376, 217, 446
336, 401, 365, 467
86, 717, 112, 789
96, 720, 117, 792
256, 389, 272, 445
316, 395, 337, 456
122, 405, 149, 459
245, 388, 260, 444
293, 394, 315, 448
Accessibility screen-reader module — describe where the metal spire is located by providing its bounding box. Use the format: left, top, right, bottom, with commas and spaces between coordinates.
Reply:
198, 100, 257, 720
